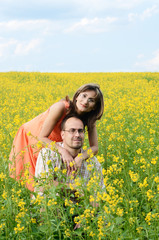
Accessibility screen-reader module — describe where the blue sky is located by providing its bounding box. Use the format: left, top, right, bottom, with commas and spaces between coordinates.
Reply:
0, 0, 159, 72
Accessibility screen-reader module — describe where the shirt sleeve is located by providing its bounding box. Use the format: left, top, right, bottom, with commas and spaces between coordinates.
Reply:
35, 148, 57, 178
94, 159, 105, 190
88, 157, 106, 190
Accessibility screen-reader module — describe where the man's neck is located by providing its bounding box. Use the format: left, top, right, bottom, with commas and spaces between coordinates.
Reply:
63, 144, 81, 158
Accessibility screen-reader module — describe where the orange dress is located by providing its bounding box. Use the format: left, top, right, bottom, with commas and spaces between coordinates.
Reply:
9, 101, 69, 191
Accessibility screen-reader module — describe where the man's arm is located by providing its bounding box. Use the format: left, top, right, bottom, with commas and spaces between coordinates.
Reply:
35, 148, 60, 193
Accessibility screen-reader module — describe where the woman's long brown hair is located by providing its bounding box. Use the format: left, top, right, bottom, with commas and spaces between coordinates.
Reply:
65, 83, 104, 130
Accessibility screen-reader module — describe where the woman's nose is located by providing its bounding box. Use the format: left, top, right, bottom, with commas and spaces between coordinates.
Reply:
83, 98, 88, 104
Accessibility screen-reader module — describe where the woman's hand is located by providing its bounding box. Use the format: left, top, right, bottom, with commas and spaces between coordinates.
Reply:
59, 148, 75, 175
74, 155, 83, 170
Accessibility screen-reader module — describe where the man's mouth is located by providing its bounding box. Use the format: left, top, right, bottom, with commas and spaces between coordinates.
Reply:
73, 138, 82, 142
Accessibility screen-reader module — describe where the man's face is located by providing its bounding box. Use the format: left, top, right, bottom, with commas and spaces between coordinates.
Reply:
61, 117, 85, 150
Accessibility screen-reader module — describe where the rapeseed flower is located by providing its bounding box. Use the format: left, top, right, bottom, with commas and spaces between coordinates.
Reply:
1, 72, 159, 239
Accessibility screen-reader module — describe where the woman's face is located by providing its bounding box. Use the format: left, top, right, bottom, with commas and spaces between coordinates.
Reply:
76, 90, 97, 114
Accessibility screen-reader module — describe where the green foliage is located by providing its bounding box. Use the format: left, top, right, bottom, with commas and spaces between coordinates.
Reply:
0, 72, 159, 239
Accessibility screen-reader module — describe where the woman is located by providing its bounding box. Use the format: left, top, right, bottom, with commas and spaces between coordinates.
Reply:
9, 83, 104, 191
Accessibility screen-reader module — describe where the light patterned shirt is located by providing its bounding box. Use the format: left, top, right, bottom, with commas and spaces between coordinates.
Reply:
35, 144, 105, 189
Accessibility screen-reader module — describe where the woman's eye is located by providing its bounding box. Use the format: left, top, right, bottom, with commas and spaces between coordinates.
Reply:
88, 99, 94, 102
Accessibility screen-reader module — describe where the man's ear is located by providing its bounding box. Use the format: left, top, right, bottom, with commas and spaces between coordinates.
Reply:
61, 130, 64, 140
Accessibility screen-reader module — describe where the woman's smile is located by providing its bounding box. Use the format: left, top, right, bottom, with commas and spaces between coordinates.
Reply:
81, 103, 87, 108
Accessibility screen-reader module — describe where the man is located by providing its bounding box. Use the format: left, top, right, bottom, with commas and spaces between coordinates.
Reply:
35, 114, 105, 192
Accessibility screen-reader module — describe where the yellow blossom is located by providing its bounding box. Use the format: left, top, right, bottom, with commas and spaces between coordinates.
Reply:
145, 212, 151, 225
65, 229, 70, 237
14, 223, 24, 234
139, 177, 148, 188
2, 190, 7, 200
0, 223, 5, 230
151, 157, 158, 165
87, 164, 93, 171
146, 189, 154, 201
69, 161, 74, 167
83, 146, 87, 150
37, 141, 43, 149
50, 141, 56, 151
62, 169, 67, 174
136, 227, 143, 233
0, 172, 6, 181
54, 167, 59, 172
89, 195, 95, 202
129, 170, 139, 182
97, 155, 105, 163
136, 148, 142, 155
31, 218, 36, 223
27, 131, 31, 136
70, 208, 74, 215
46, 160, 52, 165
47, 199, 57, 206
116, 207, 124, 216
154, 176, 159, 183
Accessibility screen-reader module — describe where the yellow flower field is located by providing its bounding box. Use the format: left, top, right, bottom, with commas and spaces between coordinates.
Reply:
0, 72, 159, 239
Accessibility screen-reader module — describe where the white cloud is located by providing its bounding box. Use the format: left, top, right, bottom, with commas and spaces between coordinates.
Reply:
0, 20, 44, 30
65, 17, 118, 33
43, 0, 157, 10
14, 39, 41, 56
0, 0, 154, 18
0, 18, 119, 35
128, 5, 159, 22
137, 54, 145, 59
0, 38, 41, 57
135, 49, 159, 71
140, 5, 159, 20
128, 13, 138, 22
0, 39, 17, 57
110, 0, 145, 9
0, 19, 62, 33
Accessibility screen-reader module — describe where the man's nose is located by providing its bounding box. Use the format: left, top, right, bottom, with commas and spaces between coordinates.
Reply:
74, 130, 80, 136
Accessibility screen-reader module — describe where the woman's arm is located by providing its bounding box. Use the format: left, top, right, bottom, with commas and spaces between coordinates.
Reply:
39, 101, 65, 143
38, 101, 74, 171
88, 123, 98, 155
74, 123, 98, 169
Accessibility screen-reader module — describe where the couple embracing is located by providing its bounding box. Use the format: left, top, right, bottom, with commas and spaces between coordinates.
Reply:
9, 83, 104, 191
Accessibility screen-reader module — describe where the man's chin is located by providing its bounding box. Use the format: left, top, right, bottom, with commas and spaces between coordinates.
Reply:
72, 144, 82, 149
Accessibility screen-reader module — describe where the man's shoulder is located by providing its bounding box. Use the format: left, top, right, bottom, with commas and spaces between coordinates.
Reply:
87, 156, 103, 169
40, 147, 54, 155
39, 147, 58, 159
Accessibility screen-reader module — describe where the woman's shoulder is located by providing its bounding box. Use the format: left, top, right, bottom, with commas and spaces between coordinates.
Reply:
50, 101, 66, 111
59, 98, 70, 109
49, 100, 70, 115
